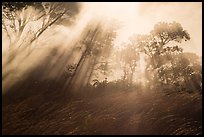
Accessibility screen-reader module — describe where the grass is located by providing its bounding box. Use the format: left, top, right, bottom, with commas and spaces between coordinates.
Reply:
2, 82, 202, 135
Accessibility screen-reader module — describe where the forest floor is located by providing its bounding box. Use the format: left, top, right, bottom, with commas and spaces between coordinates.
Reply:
2, 86, 202, 135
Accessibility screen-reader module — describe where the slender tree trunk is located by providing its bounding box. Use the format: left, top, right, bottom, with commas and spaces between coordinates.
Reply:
130, 71, 134, 87
65, 50, 87, 89
76, 56, 93, 89
85, 56, 98, 86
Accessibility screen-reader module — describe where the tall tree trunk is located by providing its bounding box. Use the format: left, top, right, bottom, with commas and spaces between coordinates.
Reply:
63, 25, 99, 92
85, 56, 98, 86
65, 49, 87, 90
130, 71, 133, 86
75, 56, 93, 89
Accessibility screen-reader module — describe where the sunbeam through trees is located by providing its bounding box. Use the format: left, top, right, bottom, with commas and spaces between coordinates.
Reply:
2, 2, 202, 135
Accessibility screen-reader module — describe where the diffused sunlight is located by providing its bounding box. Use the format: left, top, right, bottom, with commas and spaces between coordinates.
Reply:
81, 2, 142, 48
138, 53, 146, 73
2, 2, 202, 135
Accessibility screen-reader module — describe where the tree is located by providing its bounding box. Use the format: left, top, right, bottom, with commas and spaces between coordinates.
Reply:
157, 52, 202, 93
87, 20, 119, 85
64, 19, 119, 90
136, 22, 190, 69
150, 22, 190, 46
119, 43, 140, 86
133, 22, 191, 90
2, 2, 79, 59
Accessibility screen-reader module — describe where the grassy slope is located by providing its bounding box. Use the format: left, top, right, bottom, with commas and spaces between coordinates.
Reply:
2, 86, 202, 135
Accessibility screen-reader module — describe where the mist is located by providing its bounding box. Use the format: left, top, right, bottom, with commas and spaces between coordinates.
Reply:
2, 2, 202, 135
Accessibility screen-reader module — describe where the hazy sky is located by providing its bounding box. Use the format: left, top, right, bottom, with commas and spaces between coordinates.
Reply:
81, 2, 202, 56
2, 2, 202, 56
137, 2, 202, 56
2, 2, 202, 87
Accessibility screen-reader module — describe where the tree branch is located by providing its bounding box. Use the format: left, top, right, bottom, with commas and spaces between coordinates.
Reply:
2, 19, 12, 46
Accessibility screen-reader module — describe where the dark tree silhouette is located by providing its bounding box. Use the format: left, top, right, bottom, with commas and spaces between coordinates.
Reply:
2, 2, 80, 59
64, 19, 119, 90
130, 22, 191, 90
119, 44, 140, 86
157, 52, 202, 93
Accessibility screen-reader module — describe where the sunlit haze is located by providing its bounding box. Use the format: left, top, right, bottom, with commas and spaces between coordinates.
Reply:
80, 2, 202, 55
2, 2, 202, 135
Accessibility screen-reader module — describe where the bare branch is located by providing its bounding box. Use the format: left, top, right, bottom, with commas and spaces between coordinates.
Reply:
34, 12, 46, 21
9, 11, 17, 33
35, 11, 65, 38
2, 19, 12, 45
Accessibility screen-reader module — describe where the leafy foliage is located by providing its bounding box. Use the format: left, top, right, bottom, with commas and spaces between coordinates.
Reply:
157, 53, 202, 92
119, 44, 140, 85
124, 22, 201, 93
2, 2, 80, 59
150, 22, 190, 45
